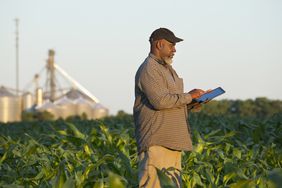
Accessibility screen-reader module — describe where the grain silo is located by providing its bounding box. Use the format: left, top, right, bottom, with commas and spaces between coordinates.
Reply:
74, 97, 93, 119
35, 88, 43, 106
42, 50, 108, 119
54, 96, 76, 119
22, 92, 33, 110
36, 100, 60, 119
1, 49, 109, 121
92, 103, 108, 119
0, 86, 22, 123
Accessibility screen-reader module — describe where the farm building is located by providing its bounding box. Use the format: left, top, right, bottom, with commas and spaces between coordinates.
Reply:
0, 50, 108, 123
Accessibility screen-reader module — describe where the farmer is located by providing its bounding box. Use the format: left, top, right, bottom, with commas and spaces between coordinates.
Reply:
133, 27, 205, 187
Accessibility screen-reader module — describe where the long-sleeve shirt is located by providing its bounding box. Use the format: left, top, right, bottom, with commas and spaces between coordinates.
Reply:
133, 53, 193, 154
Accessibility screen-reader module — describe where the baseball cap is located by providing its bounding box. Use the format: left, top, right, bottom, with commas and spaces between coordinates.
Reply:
149, 28, 183, 43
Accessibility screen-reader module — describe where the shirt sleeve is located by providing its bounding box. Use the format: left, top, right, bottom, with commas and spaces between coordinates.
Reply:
138, 63, 192, 110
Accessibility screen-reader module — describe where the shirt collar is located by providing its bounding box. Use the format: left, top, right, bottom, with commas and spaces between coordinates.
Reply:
149, 53, 166, 66
148, 53, 176, 80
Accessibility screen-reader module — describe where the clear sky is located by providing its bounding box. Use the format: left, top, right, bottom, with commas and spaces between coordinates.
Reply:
1, 0, 282, 115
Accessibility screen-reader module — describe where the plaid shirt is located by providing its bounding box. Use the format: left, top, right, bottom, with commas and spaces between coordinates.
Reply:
133, 53, 193, 153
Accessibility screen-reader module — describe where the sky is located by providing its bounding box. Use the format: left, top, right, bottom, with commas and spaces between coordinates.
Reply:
0, 0, 282, 115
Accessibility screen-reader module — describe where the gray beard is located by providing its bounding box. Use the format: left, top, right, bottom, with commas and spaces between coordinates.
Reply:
164, 57, 173, 65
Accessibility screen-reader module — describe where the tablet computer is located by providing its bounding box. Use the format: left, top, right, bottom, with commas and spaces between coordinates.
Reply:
195, 87, 225, 103
187, 87, 225, 109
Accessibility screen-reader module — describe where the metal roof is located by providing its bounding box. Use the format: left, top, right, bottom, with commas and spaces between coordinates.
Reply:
54, 96, 74, 105
93, 103, 107, 109
36, 100, 57, 110
0, 86, 15, 97
64, 89, 93, 101
73, 96, 94, 106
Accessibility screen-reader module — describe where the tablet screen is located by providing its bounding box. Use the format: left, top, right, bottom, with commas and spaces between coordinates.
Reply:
195, 87, 225, 103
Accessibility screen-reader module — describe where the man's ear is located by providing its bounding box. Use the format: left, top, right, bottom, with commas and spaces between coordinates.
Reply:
156, 40, 163, 50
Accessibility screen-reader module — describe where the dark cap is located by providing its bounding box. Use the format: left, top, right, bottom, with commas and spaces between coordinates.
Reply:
149, 28, 183, 43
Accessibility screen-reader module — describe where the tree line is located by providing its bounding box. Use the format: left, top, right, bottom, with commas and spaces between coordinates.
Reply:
199, 97, 282, 118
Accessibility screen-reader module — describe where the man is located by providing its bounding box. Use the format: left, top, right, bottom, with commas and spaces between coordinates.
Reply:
133, 28, 205, 187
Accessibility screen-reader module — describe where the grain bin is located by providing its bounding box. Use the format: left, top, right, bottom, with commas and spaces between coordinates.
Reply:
54, 96, 76, 119
0, 86, 21, 123
92, 103, 108, 119
74, 97, 93, 119
22, 92, 33, 110
35, 88, 43, 106
36, 100, 59, 119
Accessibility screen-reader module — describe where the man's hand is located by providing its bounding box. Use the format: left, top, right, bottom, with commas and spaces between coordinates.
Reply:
188, 89, 205, 99
191, 103, 202, 112
188, 88, 211, 112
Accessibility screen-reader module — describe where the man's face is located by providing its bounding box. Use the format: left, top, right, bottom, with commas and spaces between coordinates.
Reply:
159, 39, 176, 64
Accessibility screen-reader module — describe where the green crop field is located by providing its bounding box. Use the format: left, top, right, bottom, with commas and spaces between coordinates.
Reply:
0, 109, 282, 187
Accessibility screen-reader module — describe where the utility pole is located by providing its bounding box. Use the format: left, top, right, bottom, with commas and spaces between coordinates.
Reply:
15, 18, 19, 96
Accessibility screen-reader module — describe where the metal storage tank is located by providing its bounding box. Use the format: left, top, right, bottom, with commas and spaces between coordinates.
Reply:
35, 88, 43, 106
22, 92, 33, 110
0, 86, 22, 123
54, 96, 76, 119
92, 103, 108, 119
36, 100, 59, 119
74, 97, 93, 119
